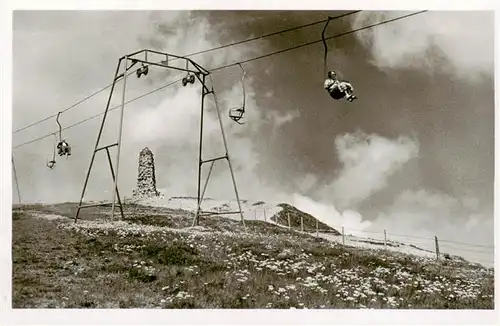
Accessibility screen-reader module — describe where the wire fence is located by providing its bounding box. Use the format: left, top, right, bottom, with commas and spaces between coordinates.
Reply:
238, 207, 494, 266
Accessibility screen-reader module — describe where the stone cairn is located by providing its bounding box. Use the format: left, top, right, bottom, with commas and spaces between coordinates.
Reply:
132, 147, 162, 200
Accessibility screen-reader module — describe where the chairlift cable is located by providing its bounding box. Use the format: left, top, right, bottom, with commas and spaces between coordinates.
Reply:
13, 76, 184, 149
13, 11, 427, 149
210, 10, 427, 72
13, 11, 360, 134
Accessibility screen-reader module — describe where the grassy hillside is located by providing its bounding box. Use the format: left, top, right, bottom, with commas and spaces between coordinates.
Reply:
12, 203, 494, 309
271, 203, 341, 234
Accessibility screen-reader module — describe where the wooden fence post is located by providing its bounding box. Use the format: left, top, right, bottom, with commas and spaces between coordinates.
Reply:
435, 236, 440, 260
384, 229, 387, 248
316, 219, 319, 237
300, 215, 304, 232
287, 212, 291, 229
342, 226, 345, 246
264, 209, 267, 223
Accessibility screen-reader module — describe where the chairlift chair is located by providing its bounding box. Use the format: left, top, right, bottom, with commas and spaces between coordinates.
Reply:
55, 112, 72, 157
136, 63, 149, 78
181, 60, 196, 87
228, 63, 246, 124
46, 133, 57, 169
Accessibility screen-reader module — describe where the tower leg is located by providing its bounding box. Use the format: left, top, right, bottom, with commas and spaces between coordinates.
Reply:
12, 155, 21, 204
193, 74, 245, 230
194, 75, 207, 226
210, 83, 246, 230
106, 148, 124, 220
75, 58, 124, 223
111, 56, 128, 219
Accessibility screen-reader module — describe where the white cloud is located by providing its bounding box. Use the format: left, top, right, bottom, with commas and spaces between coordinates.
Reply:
369, 189, 494, 265
352, 11, 494, 79
11, 12, 493, 267
323, 131, 419, 208
120, 12, 300, 202
290, 193, 372, 235
11, 10, 279, 203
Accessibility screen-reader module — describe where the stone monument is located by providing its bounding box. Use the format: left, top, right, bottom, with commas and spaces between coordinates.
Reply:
132, 147, 161, 199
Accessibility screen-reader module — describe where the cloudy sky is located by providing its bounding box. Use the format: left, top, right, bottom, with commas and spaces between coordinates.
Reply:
11, 10, 494, 265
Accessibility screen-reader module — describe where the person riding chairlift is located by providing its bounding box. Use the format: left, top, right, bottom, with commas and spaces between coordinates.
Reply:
57, 140, 71, 156
324, 70, 357, 102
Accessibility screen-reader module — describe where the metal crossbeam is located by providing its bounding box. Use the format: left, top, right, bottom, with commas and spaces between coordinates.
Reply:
198, 210, 243, 217
96, 143, 118, 152
201, 155, 227, 164
75, 49, 245, 231
77, 202, 122, 209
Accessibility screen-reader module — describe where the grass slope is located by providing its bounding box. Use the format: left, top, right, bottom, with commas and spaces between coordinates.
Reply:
271, 203, 340, 234
12, 203, 494, 309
